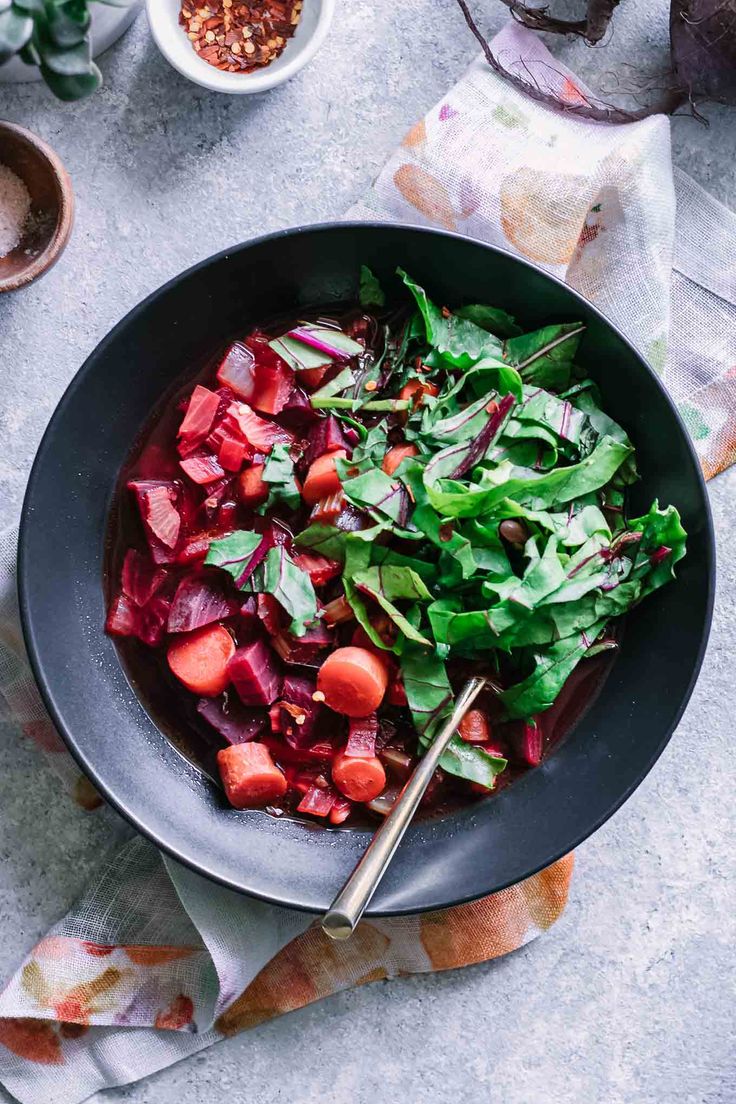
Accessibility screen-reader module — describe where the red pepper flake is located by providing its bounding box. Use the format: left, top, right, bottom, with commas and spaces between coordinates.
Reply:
439, 522, 454, 542
179, 0, 302, 73
441, 306, 452, 319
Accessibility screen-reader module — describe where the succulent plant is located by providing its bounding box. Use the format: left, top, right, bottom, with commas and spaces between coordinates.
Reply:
0, 0, 133, 101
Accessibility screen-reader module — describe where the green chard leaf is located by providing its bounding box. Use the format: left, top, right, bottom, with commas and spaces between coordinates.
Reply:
260, 443, 301, 513
455, 303, 522, 338
260, 546, 318, 637
339, 466, 408, 524
398, 268, 502, 369
504, 323, 584, 390
352, 565, 433, 645
500, 622, 608, 719
400, 645, 507, 787
204, 530, 263, 586
359, 265, 386, 308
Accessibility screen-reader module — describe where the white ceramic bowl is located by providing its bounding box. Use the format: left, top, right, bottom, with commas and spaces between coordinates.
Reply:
146, 0, 334, 93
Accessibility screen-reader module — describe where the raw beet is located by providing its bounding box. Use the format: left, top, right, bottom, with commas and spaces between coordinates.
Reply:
229, 638, 282, 706
218, 436, 248, 472
167, 571, 239, 634
304, 415, 352, 466
196, 694, 267, 745
176, 532, 215, 565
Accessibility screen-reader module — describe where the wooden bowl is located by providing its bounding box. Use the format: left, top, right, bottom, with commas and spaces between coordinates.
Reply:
0, 121, 74, 293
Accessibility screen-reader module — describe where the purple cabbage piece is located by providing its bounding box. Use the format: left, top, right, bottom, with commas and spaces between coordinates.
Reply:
167, 571, 239, 633
279, 673, 323, 748
304, 415, 352, 466
197, 694, 267, 745
229, 637, 282, 706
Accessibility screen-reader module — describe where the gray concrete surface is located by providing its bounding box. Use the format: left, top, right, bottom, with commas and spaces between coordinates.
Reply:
0, 2, 734, 1102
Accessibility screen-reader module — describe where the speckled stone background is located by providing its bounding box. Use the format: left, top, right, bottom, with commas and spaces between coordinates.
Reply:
0, 2, 734, 1102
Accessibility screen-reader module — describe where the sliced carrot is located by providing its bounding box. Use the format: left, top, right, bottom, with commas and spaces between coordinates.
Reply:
332, 750, 387, 803
167, 624, 234, 697
238, 463, 269, 507
398, 379, 439, 407
458, 708, 492, 744
316, 645, 388, 717
302, 448, 347, 506
382, 443, 419, 476
217, 742, 287, 809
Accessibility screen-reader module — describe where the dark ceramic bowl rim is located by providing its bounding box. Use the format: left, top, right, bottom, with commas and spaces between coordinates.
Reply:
18, 221, 716, 914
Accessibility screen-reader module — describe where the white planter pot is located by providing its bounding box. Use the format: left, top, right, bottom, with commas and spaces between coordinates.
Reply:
0, 1, 142, 83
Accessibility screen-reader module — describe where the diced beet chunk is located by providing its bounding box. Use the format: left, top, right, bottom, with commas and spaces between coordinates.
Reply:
272, 619, 334, 665
345, 714, 378, 758
128, 480, 182, 560
226, 402, 294, 454
180, 452, 226, 486
121, 549, 166, 608
167, 571, 239, 634
243, 335, 295, 416
218, 436, 248, 472
278, 673, 323, 747
106, 589, 170, 647
279, 386, 318, 428
106, 592, 138, 637
292, 551, 342, 587
197, 694, 267, 745
296, 783, 337, 818
216, 341, 257, 400
136, 594, 171, 647
178, 385, 220, 443
228, 638, 282, 706
304, 415, 352, 466
257, 593, 284, 637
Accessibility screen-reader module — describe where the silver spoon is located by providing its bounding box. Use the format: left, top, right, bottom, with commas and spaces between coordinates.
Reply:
322, 675, 487, 940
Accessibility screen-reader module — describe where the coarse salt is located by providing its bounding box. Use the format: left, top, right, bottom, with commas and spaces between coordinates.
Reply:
0, 164, 31, 258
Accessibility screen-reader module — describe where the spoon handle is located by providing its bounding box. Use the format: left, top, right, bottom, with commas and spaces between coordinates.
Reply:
321, 676, 487, 940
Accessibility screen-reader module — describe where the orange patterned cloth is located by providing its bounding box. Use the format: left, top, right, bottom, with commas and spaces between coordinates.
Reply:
0, 835, 572, 1103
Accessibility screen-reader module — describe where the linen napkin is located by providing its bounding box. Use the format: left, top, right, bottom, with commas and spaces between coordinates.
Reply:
1, 21, 734, 1104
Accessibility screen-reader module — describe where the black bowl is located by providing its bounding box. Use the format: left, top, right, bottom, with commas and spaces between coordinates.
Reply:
19, 223, 715, 914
